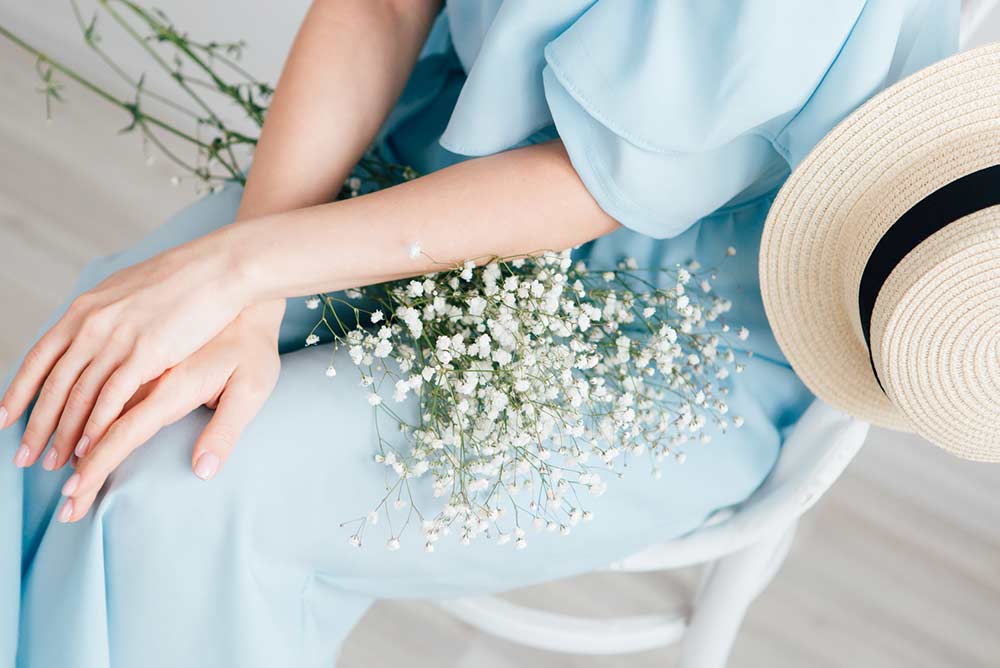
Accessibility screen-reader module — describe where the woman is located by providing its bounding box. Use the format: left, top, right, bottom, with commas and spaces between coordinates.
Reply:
0, 1, 957, 665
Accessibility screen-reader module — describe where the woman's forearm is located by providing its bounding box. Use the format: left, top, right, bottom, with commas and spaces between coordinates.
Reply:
225, 141, 621, 300
236, 0, 440, 221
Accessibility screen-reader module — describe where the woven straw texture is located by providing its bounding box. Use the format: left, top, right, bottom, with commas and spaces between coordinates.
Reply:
760, 43, 1000, 461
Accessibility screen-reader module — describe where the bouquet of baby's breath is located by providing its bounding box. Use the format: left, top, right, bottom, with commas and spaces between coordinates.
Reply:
308, 250, 747, 552
4, 2, 749, 553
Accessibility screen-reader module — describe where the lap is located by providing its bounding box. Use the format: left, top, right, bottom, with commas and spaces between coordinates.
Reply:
4, 186, 812, 661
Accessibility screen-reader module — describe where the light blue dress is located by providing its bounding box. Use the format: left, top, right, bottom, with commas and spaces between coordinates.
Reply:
1, 2, 957, 666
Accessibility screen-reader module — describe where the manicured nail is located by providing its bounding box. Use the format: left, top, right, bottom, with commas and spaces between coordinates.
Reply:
13, 444, 30, 468
194, 452, 220, 480
42, 448, 58, 471
62, 473, 80, 497
0, 405, 8, 428
57, 498, 74, 523
74, 435, 91, 458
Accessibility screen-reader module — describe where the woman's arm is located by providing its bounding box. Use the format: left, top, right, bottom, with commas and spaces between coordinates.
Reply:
2, 1, 439, 493
237, 0, 440, 220
227, 141, 621, 301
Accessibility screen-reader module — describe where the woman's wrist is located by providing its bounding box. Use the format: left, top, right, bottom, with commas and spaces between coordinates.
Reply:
215, 209, 334, 303
194, 218, 280, 307
222, 215, 282, 303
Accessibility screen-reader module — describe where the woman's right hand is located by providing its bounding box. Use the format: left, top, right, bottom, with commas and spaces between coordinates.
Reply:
56, 299, 285, 523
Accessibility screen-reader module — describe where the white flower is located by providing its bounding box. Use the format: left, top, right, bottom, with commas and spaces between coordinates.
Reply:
305, 334, 320, 346
370, 310, 384, 324
737, 327, 750, 341
305, 296, 321, 310
394, 380, 410, 402
325, 365, 337, 378
367, 393, 382, 406
468, 296, 487, 317
349, 346, 364, 365
387, 538, 401, 551
374, 339, 393, 358
492, 349, 512, 366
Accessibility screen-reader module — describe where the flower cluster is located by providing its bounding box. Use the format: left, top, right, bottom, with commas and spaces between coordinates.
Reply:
308, 250, 748, 552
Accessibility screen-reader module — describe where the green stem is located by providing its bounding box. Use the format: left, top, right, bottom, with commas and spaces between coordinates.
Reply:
97, 0, 242, 178
0, 22, 215, 151
115, 0, 265, 131
69, 0, 202, 122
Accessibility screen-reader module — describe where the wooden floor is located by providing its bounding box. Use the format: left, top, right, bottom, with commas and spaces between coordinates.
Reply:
2, 40, 999, 667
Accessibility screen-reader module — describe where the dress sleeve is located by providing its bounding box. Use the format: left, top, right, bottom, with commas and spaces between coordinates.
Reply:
537, 0, 868, 239
437, 1, 955, 240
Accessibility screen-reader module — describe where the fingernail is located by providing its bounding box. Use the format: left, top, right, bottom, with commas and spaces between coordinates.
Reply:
194, 452, 220, 480
13, 444, 30, 468
0, 406, 8, 428
75, 435, 91, 458
57, 498, 74, 523
62, 473, 80, 497
42, 448, 58, 471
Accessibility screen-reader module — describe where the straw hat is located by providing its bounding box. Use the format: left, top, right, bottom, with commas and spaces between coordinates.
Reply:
760, 43, 1000, 462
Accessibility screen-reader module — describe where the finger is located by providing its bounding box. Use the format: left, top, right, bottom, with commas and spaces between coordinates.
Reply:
50, 345, 130, 468
80, 354, 152, 449
191, 371, 270, 481
19, 340, 98, 470
121, 379, 159, 415
0, 302, 84, 427
66, 374, 197, 508
56, 489, 97, 524
66, 376, 182, 471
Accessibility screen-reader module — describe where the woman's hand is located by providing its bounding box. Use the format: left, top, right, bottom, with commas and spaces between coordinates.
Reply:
56, 300, 284, 522
3, 233, 252, 471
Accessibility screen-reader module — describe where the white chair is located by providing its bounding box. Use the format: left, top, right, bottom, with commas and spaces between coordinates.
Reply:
437, 400, 869, 667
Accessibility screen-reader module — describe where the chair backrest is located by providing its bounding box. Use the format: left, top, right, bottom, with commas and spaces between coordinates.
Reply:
614, 400, 869, 571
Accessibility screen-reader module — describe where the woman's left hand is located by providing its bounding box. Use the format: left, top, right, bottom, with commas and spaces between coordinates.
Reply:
55, 300, 283, 522
2, 231, 251, 471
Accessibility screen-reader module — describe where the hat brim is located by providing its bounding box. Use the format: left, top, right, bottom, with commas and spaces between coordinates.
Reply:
760, 43, 1000, 432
